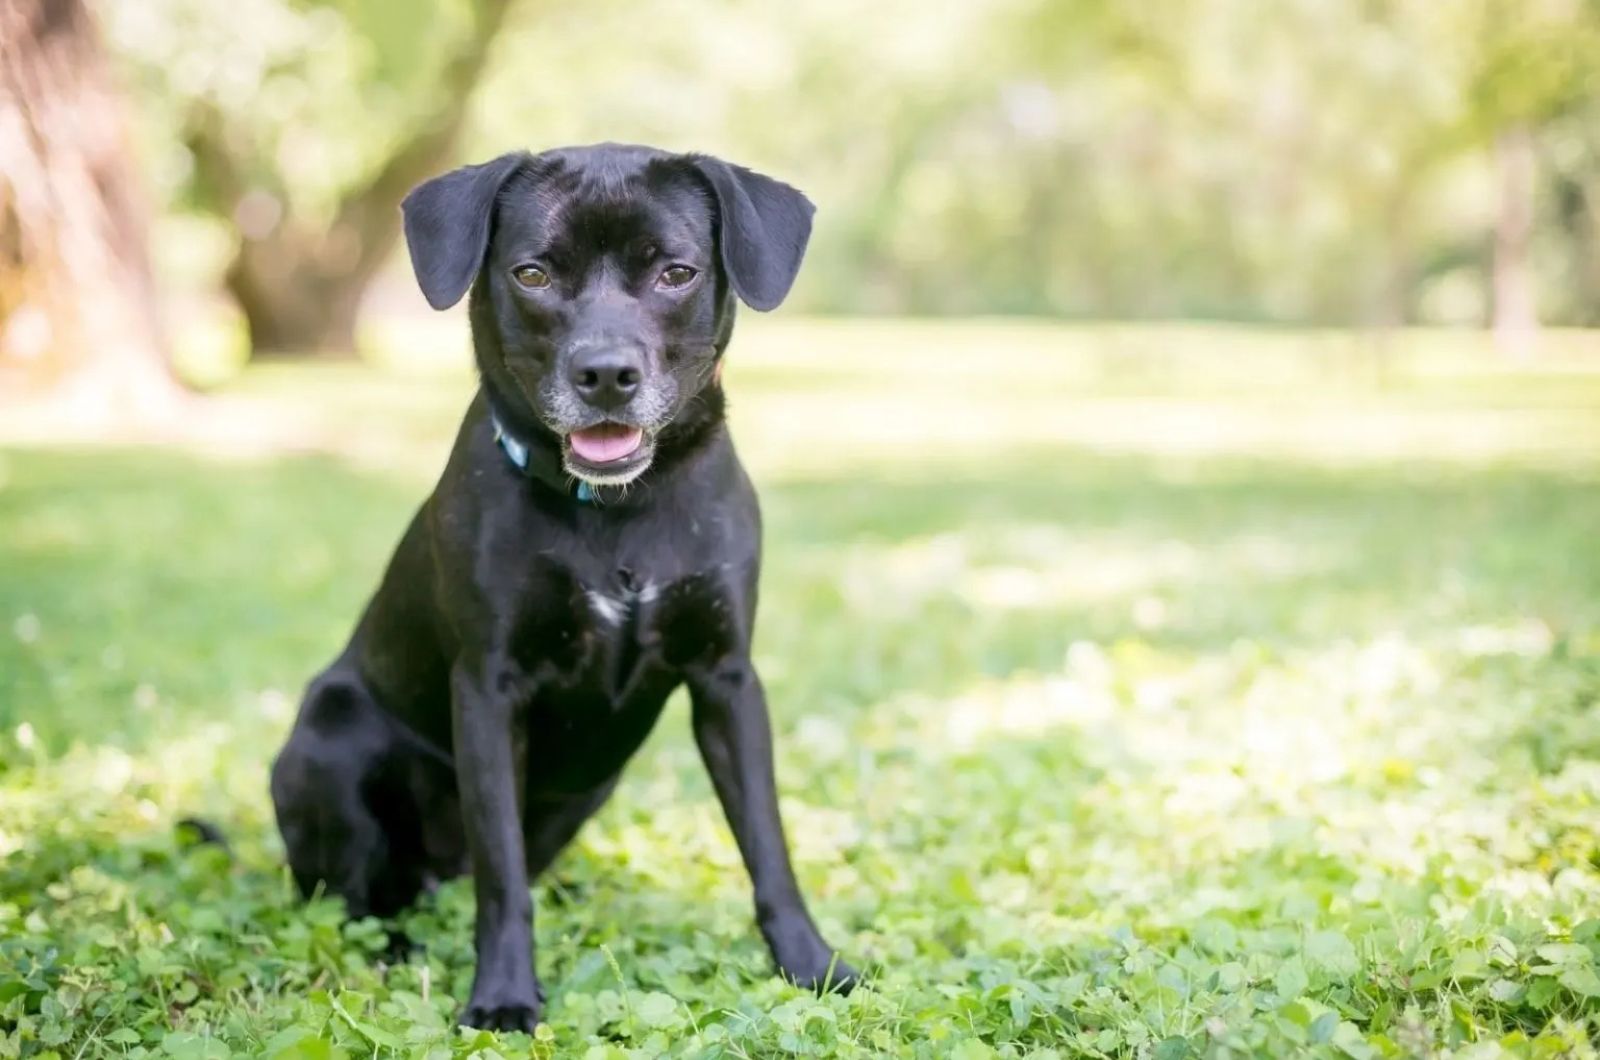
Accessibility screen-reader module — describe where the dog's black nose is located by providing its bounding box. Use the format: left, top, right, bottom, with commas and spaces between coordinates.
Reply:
568, 349, 642, 410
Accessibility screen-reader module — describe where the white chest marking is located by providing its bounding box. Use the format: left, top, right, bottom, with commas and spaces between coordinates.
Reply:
586, 590, 627, 626
586, 579, 662, 627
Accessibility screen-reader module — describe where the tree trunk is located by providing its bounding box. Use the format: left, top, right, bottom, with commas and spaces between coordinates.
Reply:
0, 0, 182, 415
188, 0, 515, 357
1374, 185, 1417, 331
221, 217, 366, 357
1491, 124, 1539, 358
1555, 172, 1600, 326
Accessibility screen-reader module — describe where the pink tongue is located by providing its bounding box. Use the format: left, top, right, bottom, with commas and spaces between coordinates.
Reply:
568, 424, 643, 464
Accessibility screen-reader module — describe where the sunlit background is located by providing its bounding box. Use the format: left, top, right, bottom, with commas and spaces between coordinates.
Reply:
2, 0, 1600, 1056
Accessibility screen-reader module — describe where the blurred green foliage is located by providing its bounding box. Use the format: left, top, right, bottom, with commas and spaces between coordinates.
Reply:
104, 0, 481, 223
102, 0, 1600, 325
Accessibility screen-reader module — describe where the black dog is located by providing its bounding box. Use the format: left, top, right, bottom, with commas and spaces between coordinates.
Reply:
268, 144, 857, 1031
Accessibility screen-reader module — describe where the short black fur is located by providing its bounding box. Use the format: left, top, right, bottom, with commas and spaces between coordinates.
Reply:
271, 143, 855, 1032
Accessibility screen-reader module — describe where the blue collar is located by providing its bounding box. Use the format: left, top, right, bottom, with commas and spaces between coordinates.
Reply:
491, 412, 598, 503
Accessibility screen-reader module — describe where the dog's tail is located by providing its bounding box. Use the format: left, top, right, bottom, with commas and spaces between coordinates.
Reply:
176, 816, 232, 854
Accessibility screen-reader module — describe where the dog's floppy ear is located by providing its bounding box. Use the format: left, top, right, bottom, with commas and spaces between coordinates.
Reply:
688, 156, 815, 312
401, 152, 528, 310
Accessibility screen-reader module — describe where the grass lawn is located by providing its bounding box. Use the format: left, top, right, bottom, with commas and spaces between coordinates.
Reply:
2, 320, 1600, 1058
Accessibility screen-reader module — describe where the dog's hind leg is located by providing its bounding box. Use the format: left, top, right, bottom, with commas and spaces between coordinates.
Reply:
270, 671, 428, 920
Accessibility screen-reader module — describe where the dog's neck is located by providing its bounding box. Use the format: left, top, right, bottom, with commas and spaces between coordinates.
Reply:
484, 402, 601, 503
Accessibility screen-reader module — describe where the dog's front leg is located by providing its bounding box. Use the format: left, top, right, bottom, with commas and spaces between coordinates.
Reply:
451, 661, 543, 1030
688, 657, 859, 993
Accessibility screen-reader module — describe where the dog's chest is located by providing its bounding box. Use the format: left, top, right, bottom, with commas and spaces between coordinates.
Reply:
510, 561, 740, 701
507, 562, 739, 792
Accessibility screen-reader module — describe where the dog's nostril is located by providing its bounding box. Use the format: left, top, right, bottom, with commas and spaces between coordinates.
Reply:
578, 369, 600, 389
617, 367, 640, 389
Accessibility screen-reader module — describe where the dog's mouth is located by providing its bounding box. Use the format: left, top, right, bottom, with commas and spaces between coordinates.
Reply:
564, 423, 653, 484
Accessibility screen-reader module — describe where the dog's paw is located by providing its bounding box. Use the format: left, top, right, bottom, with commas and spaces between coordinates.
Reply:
765, 915, 861, 995
780, 953, 861, 995
459, 999, 542, 1032
459, 981, 545, 1032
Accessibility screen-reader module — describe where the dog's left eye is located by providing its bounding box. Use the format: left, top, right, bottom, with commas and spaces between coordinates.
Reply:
658, 265, 697, 289
512, 265, 551, 290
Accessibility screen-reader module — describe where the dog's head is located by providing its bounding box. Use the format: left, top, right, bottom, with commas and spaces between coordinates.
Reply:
401, 143, 813, 486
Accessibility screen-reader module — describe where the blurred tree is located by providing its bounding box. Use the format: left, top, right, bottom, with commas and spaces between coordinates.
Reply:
106, 0, 518, 356
1492, 125, 1538, 355
0, 0, 181, 413
0, 0, 181, 416
97, 0, 1600, 333
1444, 0, 1600, 352
1547, 101, 1600, 325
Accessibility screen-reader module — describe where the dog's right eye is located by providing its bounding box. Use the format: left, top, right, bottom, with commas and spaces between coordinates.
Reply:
658, 265, 698, 289
512, 265, 551, 290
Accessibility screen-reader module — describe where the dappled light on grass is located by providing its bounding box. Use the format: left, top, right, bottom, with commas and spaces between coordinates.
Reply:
823, 527, 1322, 619
2, 326, 1599, 1055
